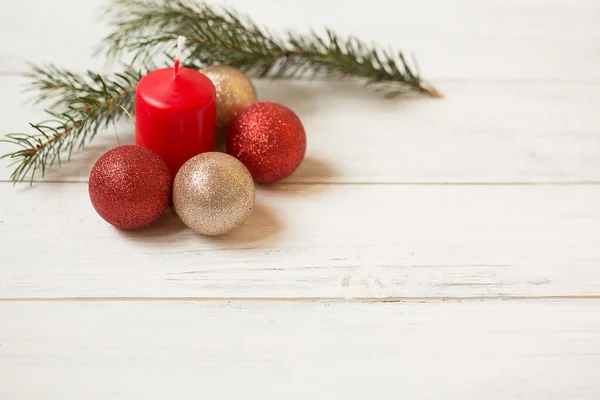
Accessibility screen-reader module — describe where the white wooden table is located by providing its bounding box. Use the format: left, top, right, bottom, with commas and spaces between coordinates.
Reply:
1, 0, 599, 398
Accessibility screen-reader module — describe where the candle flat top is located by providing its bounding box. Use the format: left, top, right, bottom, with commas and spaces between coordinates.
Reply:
136, 67, 216, 111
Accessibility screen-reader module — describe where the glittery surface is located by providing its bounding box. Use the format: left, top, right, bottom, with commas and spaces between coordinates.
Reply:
227, 101, 306, 183
201, 65, 258, 132
88, 145, 171, 230
173, 152, 255, 236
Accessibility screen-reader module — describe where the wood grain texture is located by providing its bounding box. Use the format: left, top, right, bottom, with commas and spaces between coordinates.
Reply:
1, 0, 600, 397
1, 300, 599, 400
2, 76, 600, 183
1, 182, 599, 299
1, 0, 599, 81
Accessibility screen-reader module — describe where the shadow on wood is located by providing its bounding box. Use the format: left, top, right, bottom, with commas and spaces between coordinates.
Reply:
257, 156, 338, 193
202, 203, 283, 246
115, 208, 187, 242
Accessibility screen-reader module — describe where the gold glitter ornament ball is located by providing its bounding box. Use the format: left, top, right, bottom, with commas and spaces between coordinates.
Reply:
201, 65, 258, 132
173, 152, 255, 236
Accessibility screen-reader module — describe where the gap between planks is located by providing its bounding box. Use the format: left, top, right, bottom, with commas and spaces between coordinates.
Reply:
2, 180, 600, 186
1, 295, 600, 303
5, 70, 600, 85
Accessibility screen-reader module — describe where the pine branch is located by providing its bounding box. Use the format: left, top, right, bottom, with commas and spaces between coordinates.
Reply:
0, 66, 141, 184
2, 2, 440, 185
100, 0, 441, 97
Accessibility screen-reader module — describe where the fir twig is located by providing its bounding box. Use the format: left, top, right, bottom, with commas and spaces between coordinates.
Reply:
100, 0, 441, 97
2, 1, 440, 184
0, 66, 141, 184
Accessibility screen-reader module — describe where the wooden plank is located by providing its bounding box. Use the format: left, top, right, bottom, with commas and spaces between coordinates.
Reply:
1, 300, 599, 399
1, 183, 599, 299
2, 76, 600, 183
1, 0, 599, 81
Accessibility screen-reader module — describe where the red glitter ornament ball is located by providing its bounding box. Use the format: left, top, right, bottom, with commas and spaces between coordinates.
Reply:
89, 145, 171, 230
227, 101, 306, 183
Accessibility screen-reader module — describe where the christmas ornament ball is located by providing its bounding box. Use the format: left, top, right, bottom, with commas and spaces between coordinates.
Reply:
89, 145, 171, 230
227, 101, 306, 183
173, 152, 255, 236
201, 65, 258, 131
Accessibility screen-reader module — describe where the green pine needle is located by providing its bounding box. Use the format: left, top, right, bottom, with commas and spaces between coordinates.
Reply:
100, 0, 441, 97
0, 66, 141, 184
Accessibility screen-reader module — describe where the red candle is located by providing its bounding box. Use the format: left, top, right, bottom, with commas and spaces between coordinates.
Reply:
136, 37, 216, 175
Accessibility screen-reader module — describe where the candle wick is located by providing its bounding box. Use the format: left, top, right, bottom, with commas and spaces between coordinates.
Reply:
174, 35, 186, 76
